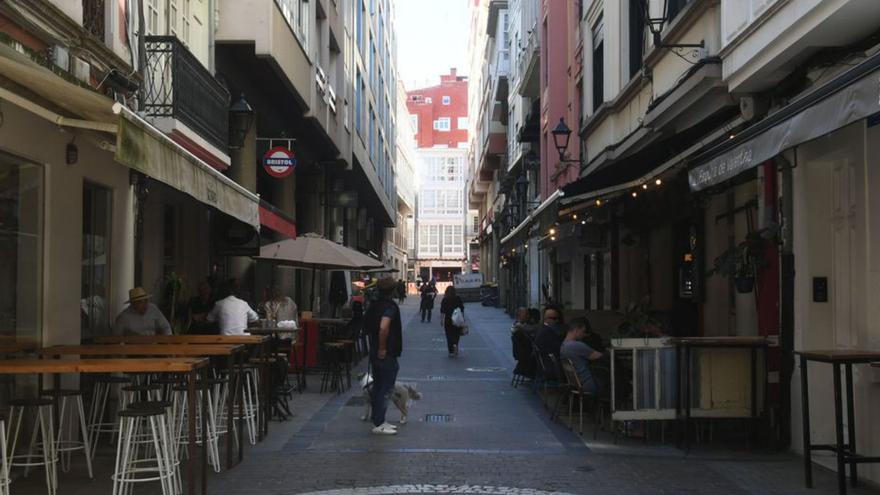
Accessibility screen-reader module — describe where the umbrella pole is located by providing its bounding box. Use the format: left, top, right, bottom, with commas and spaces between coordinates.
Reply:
310, 266, 317, 311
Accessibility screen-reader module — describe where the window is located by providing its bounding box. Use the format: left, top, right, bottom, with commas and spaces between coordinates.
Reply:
0, 153, 43, 345
82, 183, 111, 341
355, 71, 363, 135
442, 225, 464, 256
442, 96, 451, 105
457, 117, 469, 130
418, 224, 440, 256
667, 0, 688, 22
433, 118, 451, 131
592, 15, 605, 112
146, 0, 160, 35
276, 0, 310, 49
409, 115, 418, 131
425, 97, 432, 104
628, 0, 645, 78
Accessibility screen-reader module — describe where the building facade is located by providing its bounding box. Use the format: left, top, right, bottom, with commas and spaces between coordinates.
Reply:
0, 0, 401, 355
389, 79, 418, 281
406, 69, 470, 282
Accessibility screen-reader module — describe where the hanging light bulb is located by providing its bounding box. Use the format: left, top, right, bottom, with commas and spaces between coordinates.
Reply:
595, 199, 602, 207
655, 178, 662, 186
549, 228, 556, 235
573, 214, 578, 220
642, 184, 648, 190
632, 191, 638, 198
581, 220, 586, 225
550, 236, 556, 241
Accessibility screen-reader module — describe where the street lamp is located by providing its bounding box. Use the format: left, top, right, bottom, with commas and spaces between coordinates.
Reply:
551, 118, 572, 161
229, 93, 255, 150
641, 0, 704, 50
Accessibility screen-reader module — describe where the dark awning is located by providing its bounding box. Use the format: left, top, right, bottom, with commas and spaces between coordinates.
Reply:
688, 50, 880, 191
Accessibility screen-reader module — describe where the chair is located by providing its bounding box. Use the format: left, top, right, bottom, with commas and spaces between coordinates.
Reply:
511, 331, 536, 388
7, 398, 57, 495
112, 407, 176, 495
558, 358, 603, 439
531, 343, 564, 404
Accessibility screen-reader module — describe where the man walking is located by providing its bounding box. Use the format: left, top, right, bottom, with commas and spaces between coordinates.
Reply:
419, 281, 436, 323
365, 278, 403, 435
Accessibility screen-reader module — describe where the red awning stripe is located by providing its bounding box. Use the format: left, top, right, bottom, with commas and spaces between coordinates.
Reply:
259, 206, 297, 239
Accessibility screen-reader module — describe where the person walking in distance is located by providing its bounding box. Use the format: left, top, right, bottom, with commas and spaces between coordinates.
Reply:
365, 278, 403, 435
419, 281, 437, 323
440, 286, 465, 357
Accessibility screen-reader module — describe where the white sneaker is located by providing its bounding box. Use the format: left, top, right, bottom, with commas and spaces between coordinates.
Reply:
371, 423, 398, 435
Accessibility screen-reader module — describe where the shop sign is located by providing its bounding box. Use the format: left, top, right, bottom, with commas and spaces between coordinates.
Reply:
262, 146, 297, 178
454, 273, 483, 289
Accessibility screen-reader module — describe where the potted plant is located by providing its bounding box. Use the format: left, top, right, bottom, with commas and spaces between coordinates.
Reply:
709, 231, 772, 293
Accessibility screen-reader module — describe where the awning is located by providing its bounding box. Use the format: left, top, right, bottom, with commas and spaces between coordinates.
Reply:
259, 201, 297, 239
561, 115, 743, 211
0, 44, 260, 230
499, 189, 563, 246
688, 50, 880, 191
114, 105, 261, 229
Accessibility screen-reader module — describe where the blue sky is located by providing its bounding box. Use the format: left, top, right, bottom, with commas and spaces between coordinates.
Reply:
395, 0, 471, 90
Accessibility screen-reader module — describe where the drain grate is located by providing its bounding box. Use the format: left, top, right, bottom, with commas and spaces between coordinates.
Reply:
424, 414, 454, 423
425, 375, 450, 381
576, 465, 595, 473
345, 396, 367, 406
466, 367, 506, 373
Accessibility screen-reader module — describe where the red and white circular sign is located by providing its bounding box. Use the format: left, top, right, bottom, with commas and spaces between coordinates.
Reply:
262, 146, 297, 178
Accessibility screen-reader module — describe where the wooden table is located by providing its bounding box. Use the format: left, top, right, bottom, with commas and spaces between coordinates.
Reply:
93, 335, 272, 438
669, 336, 769, 453
0, 358, 211, 495
41, 344, 246, 470
796, 350, 880, 494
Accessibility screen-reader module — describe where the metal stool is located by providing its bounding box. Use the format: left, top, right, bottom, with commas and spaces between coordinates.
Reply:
319, 342, 347, 394
128, 401, 180, 495
41, 389, 93, 477
112, 407, 175, 495
0, 415, 10, 495
120, 384, 162, 410
7, 398, 57, 495
169, 382, 221, 472
87, 375, 131, 455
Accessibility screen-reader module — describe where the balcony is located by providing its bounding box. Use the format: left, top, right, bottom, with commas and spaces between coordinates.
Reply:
143, 36, 230, 151
516, 26, 540, 97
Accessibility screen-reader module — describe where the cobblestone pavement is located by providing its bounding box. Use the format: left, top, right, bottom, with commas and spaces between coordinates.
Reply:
11, 299, 878, 494
211, 299, 878, 495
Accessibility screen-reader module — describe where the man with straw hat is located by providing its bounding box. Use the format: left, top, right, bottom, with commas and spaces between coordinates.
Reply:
112, 287, 172, 336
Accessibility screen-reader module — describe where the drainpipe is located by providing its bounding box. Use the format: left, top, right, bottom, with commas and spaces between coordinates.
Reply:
778, 153, 796, 450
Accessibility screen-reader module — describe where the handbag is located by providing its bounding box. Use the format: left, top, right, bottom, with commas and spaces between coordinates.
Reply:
451, 307, 465, 327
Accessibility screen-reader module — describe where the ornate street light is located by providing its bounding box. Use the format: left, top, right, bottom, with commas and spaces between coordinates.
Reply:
641, 0, 704, 50
551, 118, 572, 161
229, 94, 255, 150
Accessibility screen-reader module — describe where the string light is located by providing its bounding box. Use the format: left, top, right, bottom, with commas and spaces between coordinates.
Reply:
642, 184, 648, 190
595, 199, 602, 206
572, 214, 578, 220
655, 178, 662, 186
550, 236, 556, 241
549, 228, 556, 235
631, 191, 638, 198
580, 220, 586, 225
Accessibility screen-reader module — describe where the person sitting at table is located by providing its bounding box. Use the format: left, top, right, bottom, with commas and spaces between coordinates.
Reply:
262, 285, 298, 322
560, 317, 604, 394
533, 304, 565, 358
207, 279, 259, 336
113, 287, 172, 336
187, 280, 216, 335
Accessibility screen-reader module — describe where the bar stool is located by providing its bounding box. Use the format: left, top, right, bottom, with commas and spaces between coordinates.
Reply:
169, 382, 221, 472
120, 383, 162, 410
7, 398, 57, 495
112, 407, 176, 495
128, 401, 180, 495
41, 389, 93, 477
0, 414, 10, 495
239, 366, 260, 445
87, 375, 131, 455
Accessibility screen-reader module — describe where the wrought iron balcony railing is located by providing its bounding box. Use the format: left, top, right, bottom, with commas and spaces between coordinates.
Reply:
142, 36, 230, 150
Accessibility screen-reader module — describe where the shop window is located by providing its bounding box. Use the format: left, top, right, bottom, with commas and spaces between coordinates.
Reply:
629, 0, 645, 79
0, 153, 43, 344
82, 183, 112, 341
592, 15, 605, 112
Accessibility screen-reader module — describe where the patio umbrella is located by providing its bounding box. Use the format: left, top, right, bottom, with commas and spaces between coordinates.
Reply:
254, 233, 383, 309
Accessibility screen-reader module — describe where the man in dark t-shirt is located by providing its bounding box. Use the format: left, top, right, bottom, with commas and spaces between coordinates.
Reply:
364, 278, 403, 434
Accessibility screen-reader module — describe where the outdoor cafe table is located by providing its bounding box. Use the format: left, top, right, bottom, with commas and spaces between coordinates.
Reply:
669, 336, 769, 453
795, 350, 880, 495
0, 358, 211, 495
41, 344, 247, 469
93, 334, 272, 438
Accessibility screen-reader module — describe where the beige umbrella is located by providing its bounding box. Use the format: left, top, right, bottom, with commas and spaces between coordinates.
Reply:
254, 233, 383, 308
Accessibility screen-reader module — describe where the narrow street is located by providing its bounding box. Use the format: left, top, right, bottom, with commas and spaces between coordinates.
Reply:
211, 300, 873, 495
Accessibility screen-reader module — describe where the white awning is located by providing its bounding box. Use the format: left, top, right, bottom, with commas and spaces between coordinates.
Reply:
499, 189, 563, 246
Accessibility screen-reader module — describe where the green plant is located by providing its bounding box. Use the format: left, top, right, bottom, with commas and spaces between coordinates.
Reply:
708, 228, 777, 280
163, 272, 188, 334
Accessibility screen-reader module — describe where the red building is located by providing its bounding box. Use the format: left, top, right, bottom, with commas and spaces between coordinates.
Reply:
406, 69, 469, 148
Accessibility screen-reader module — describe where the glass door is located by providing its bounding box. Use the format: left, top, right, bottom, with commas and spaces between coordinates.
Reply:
81, 183, 112, 342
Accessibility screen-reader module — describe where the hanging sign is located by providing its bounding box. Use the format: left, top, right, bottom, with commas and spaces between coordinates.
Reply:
262, 146, 297, 178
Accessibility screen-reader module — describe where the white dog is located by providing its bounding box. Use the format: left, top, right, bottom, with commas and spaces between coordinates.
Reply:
358, 372, 422, 424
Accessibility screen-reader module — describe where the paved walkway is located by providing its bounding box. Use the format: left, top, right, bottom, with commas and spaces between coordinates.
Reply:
214, 299, 877, 495
12, 299, 877, 494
